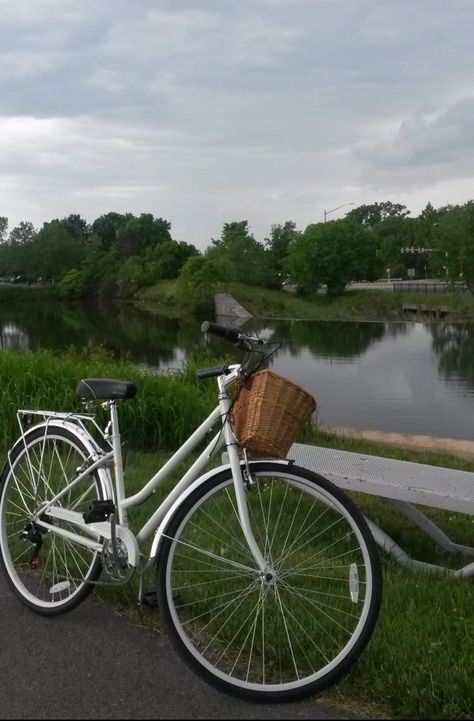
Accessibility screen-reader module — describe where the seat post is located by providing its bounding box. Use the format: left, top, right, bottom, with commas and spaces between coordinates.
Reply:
108, 400, 127, 525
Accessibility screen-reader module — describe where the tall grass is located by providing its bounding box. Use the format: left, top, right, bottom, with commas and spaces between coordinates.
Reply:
0, 348, 216, 453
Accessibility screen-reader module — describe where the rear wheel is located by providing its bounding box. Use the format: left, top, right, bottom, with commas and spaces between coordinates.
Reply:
0, 425, 106, 615
157, 462, 382, 701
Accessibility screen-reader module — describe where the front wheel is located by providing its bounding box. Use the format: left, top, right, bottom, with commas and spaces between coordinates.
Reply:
157, 462, 382, 702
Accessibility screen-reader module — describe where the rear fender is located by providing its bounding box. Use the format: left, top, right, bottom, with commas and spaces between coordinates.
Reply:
0, 420, 114, 501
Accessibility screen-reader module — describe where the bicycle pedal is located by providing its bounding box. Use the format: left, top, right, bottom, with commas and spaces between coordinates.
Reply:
141, 590, 159, 608
83, 499, 115, 524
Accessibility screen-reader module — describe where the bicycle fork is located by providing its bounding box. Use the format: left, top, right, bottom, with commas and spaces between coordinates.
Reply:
219, 379, 270, 578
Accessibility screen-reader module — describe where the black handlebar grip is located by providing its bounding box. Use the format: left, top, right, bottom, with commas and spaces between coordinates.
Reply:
196, 364, 229, 380
201, 321, 240, 344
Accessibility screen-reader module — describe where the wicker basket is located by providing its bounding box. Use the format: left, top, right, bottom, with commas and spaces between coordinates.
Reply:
232, 370, 317, 458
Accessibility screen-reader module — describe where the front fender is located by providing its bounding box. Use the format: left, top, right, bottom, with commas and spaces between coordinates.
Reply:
149, 458, 292, 561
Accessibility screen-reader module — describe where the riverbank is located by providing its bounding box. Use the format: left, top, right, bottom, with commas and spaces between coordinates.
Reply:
137, 279, 474, 322
317, 424, 474, 463
3, 279, 474, 323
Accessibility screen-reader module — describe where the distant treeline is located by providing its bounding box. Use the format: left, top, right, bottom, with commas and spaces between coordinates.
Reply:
1, 199, 473, 310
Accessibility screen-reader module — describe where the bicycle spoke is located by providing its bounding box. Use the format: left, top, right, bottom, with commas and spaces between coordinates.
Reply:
160, 465, 381, 699
0, 428, 103, 612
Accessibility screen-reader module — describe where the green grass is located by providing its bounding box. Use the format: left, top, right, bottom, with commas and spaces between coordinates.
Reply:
0, 348, 472, 718
91, 441, 474, 720
228, 284, 474, 322
135, 278, 474, 322
0, 348, 216, 452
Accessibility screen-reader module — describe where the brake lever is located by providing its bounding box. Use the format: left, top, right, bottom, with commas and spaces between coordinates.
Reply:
236, 338, 254, 352
236, 335, 263, 352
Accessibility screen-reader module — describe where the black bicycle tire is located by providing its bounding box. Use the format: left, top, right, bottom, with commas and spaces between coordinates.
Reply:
0, 424, 105, 616
157, 461, 382, 702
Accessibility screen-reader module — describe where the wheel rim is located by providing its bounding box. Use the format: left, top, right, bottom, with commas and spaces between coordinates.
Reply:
0, 432, 102, 609
163, 469, 377, 694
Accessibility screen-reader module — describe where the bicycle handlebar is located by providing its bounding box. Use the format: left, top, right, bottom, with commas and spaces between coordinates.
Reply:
201, 321, 262, 348
198, 321, 272, 380
196, 364, 230, 380
200, 321, 240, 344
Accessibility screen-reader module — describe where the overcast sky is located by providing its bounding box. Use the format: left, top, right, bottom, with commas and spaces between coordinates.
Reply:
2, 0, 474, 249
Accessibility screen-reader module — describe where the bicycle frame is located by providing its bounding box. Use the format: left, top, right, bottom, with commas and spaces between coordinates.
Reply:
16, 364, 273, 576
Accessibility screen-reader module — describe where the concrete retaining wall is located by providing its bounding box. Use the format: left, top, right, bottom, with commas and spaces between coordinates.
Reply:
214, 293, 253, 326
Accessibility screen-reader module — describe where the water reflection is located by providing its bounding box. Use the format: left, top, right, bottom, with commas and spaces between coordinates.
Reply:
1, 301, 474, 439
430, 323, 474, 386
243, 319, 402, 359
0, 301, 207, 367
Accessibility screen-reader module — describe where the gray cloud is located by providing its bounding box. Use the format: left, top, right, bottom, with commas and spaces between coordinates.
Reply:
1, 0, 474, 247
356, 95, 474, 192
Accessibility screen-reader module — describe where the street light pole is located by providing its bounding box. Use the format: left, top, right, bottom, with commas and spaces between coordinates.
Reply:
323, 202, 355, 222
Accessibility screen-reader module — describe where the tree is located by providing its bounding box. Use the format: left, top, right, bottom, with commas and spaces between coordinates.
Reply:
432, 201, 474, 292
0, 217, 7, 242
346, 202, 410, 229
91, 212, 132, 252
116, 256, 148, 298
9, 221, 36, 245
209, 221, 275, 287
148, 240, 199, 280
376, 215, 414, 278
176, 256, 220, 315
33, 220, 87, 281
116, 214, 172, 258
264, 221, 300, 284
288, 220, 378, 296
59, 214, 91, 243
0, 221, 38, 279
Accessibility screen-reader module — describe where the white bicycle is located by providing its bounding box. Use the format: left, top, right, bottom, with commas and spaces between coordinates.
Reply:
0, 321, 382, 702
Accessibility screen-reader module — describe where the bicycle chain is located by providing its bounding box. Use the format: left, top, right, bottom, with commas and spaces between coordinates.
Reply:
36, 541, 136, 587
51, 563, 135, 587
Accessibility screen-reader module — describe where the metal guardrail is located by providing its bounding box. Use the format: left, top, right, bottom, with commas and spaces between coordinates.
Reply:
393, 281, 471, 296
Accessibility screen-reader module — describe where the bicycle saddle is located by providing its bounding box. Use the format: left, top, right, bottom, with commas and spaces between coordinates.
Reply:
76, 378, 137, 401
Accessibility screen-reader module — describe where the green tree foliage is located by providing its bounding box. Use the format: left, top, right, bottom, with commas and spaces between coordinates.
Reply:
58, 269, 84, 299
209, 221, 276, 287
289, 220, 378, 296
116, 214, 172, 258
33, 219, 87, 282
9, 221, 36, 245
0, 217, 8, 242
347, 202, 423, 279
5, 200, 474, 298
147, 240, 199, 280
377, 215, 414, 278
60, 214, 91, 243
176, 255, 225, 315
265, 221, 300, 284
3, 222, 38, 279
346, 201, 410, 228
58, 250, 119, 299
432, 202, 474, 293
117, 256, 148, 297
92, 212, 131, 251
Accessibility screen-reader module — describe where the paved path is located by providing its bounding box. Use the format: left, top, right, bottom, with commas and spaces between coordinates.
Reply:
0, 575, 358, 720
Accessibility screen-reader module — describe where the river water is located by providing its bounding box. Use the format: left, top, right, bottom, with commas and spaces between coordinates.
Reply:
1, 299, 474, 441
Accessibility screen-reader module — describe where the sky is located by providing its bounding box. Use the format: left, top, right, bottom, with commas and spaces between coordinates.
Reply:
1, 0, 474, 250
